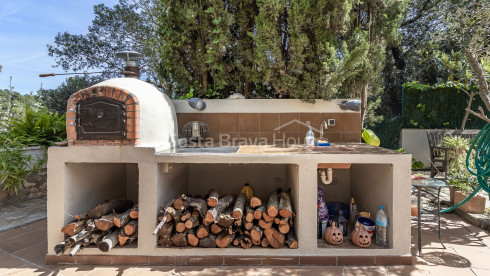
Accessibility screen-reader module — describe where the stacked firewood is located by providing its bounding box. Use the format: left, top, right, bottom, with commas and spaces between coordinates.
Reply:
54, 199, 138, 255
154, 189, 298, 249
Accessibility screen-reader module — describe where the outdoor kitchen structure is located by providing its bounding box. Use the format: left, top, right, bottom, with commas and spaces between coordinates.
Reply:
46, 77, 412, 266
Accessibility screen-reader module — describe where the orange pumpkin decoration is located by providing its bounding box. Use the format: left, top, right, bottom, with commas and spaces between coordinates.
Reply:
324, 222, 343, 245
351, 227, 371, 248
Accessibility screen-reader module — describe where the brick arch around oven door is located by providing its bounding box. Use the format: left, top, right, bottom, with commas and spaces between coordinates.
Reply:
66, 85, 140, 146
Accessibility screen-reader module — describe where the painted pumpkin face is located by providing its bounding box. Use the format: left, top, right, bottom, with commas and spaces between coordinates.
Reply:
351, 227, 371, 248
324, 222, 343, 245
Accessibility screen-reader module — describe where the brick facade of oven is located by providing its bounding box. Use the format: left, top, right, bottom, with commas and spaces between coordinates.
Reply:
66, 85, 140, 146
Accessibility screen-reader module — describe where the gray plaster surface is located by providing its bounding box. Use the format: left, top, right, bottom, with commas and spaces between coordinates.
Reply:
0, 197, 46, 233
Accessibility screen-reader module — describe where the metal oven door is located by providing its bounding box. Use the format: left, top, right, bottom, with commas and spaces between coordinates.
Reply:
76, 98, 126, 140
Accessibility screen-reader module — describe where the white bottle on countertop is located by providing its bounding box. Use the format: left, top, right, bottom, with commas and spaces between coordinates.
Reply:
305, 126, 315, 147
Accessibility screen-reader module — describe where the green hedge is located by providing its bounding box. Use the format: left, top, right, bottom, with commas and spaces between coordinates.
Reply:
402, 82, 488, 129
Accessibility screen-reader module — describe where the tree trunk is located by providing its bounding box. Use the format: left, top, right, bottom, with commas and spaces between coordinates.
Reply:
207, 189, 219, 207
86, 199, 133, 219
98, 230, 119, 252
233, 193, 247, 219
61, 219, 87, 236
278, 192, 292, 218
461, 92, 476, 130
267, 192, 279, 218
360, 84, 369, 128
264, 228, 285, 248
465, 49, 490, 112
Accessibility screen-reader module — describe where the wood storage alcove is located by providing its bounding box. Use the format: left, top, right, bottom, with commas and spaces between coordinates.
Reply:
58, 162, 139, 254
155, 163, 299, 252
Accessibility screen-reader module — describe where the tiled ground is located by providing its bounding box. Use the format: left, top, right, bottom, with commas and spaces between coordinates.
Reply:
1, 213, 490, 275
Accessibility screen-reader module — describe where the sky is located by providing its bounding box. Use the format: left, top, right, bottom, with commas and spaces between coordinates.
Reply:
0, 0, 119, 95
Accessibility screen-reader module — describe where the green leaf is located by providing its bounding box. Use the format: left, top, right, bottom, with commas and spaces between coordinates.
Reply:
204, 7, 213, 13
204, 57, 214, 64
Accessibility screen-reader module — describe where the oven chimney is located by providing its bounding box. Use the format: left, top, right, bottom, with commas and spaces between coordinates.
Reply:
116, 51, 144, 78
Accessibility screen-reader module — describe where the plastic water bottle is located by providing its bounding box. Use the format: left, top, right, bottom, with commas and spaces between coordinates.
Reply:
305, 126, 315, 147
375, 206, 388, 247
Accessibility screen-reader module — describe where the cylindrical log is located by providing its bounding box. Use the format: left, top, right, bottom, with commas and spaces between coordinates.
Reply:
87, 199, 133, 219
124, 220, 138, 236
196, 225, 210, 239
86, 219, 95, 232
250, 196, 262, 208
245, 205, 254, 223
94, 214, 115, 231
68, 228, 93, 244
244, 222, 254, 231
185, 212, 200, 229
187, 228, 199, 247
175, 221, 186, 233
254, 205, 265, 220
216, 206, 234, 227
215, 232, 235, 248
114, 206, 138, 227
129, 204, 139, 219
118, 232, 129, 246
286, 231, 298, 249
61, 219, 87, 236
264, 228, 285, 248
278, 222, 290, 234
262, 212, 274, 222
54, 242, 66, 255
199, 234, 217, 248
261, 237, 270, 248
278, 192, 293, 218
233, 193, 247, 219
267, 192, 279, 217
182, 195, 208, 218
207, 189, 219, 207
252, 236, 261, 246
69, 241, 82, 256
98, 231, 119, 252
180, 210, 192, 222
211, 224, 223, 234
171, 233, 188, 247
157, 221, 174, 237
157, 236, 173, 247
205, 195, 233, 223
240, 235, 252, 249
89, 231, 106, 246
251, 225, 263, 241
258, 219, 272, 230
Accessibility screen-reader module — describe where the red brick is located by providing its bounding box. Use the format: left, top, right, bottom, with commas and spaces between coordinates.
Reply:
300, 256, 337, 266
262, 256, 299, 266
68, 140, 74, 146
126, 111, 139, 119
90, 140, 98, 145
126, 132, 138, 139
127, 119, 138, 126
98, 86, 106, 97
67, 133, 77, 140
66, 126, 76, 133
186, 256, 223, 266
149, 256, 186, 265
76, 255, 112, 265
338, 256, 374, 266
126, 97, 138, 105
112, 88, 122, 100
112, 255, 148, 265
81, 88, 90, 99
119, 90, 129, 102
224, 256, 262, 265
45, 255, 76, 265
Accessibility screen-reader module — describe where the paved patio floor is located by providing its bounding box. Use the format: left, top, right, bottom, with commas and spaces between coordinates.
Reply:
1, 212, 490, 275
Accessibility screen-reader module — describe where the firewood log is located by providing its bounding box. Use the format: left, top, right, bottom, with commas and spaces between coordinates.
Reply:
157, 236, 173, 247
170, 207, 183, 221
262, 212, 274, 222
118, 231, 129, 246
233, 236, 240, 247
94, 214, 115, 231
170, 233, 188, 247
126, 232, 137, 245
278, 221, 290, 234
86, 219, 95, 232
157, 221, 174, 237
124, 220, 138, 236
286, 231, 298, 249
264, 228, 285, 248
267, 192, 279, 217
233, 193, 247, 219
211, 223, 223, 234
180, 210, 192, 222
240, 235, 252, 249
245, 205, 254, 223
258, 219, 272, 230
196, 225, 209, 239
129, 205, 139, 219
207, 189, 219, 207
182, 194, 208, 219
187, 228, 199, 247
87, 199, 133, 219
244, 221, 254, 231
205, 194, 233, 223
250, 196, 262, 208
274, 217, 281, 224
254, 204, 265, 220
173, 197, 186, 210
68, 228, 93, 244
215, 232, 235, 248
54, 241, 66, 255
251, 225, 263, 241
199, 234, 217, 248
98, 230, 119, 252
114, 206, 138, 227
69, 241, 82, 256
216, 206, 234, 228
261, 236, 270, 248
175, 221, 186, 233
185, 212, 200, 229
74, 212, 87, 220
89, 231, 107, 245
252, 236, 261, 246
278, 191, 293, 218
153, 198, 177, 235
61, 219, 87, 236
